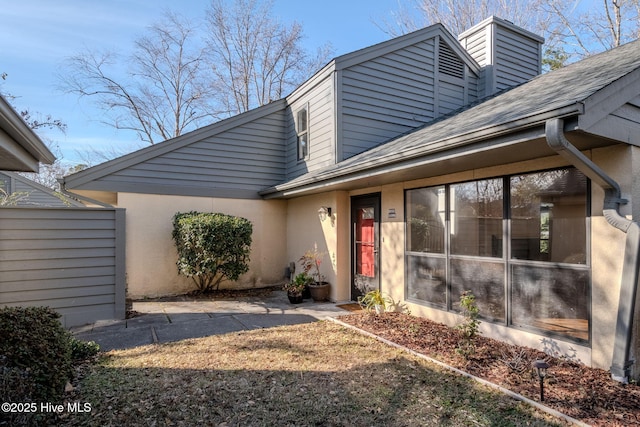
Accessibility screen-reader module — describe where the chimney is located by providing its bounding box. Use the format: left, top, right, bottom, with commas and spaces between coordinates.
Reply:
458, 16, 544, 97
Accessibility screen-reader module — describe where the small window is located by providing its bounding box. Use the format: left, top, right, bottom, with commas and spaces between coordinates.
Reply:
296, 107, 309, 160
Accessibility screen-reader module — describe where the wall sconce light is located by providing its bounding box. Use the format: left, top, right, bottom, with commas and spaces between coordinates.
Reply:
318, 206, 332, 222
532, 359, 550, 401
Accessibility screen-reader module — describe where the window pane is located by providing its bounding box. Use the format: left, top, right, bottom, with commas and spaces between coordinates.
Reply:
298, 133, 308, 159
407, 255, 446, 307
511, 169, 587, 263
451, 179, 503, 257
297, 108, 307, 132
406, 187, 445, 253
450, 258, 505, 321
297, 108, 308, 160
511, 264, 589, 341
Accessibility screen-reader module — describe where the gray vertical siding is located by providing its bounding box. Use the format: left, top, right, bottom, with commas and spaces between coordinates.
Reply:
0, 207, 125, 327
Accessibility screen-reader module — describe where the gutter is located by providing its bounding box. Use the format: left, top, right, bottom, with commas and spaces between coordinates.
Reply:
545, 118, 639, 383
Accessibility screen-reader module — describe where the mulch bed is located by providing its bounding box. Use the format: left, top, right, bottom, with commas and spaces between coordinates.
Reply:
338, 311, 640, 427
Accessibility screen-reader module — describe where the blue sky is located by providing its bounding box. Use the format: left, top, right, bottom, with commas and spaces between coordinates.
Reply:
0, 0, 400, 166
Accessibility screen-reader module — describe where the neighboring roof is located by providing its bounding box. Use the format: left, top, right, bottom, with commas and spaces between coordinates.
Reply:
0, 95, 56, 172
261, 39, 640, 197
0, 171, 84, 207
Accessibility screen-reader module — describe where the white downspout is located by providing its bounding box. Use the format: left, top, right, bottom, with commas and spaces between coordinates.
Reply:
545, 118, 639, 383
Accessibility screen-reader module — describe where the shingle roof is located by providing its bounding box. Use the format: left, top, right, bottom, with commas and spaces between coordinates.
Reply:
265, 39, 640, 195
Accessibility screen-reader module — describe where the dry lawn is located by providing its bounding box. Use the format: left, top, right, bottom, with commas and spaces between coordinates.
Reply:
56, 321, 563, 426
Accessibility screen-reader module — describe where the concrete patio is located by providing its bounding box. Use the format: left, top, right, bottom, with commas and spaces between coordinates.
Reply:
71, 291, 354, 351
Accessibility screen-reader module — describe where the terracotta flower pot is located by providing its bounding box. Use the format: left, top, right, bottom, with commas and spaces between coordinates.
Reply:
309, 282, 330, 302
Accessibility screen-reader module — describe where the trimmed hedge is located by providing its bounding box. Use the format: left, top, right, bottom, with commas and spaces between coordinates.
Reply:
172, 211, 253, 293
0, 307, 73, 402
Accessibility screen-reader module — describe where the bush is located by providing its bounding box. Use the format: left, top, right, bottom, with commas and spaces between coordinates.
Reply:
172, 211, 253, 293
0, 306, 73, 402
456, 291, 481, 359
70, 338, 100, 361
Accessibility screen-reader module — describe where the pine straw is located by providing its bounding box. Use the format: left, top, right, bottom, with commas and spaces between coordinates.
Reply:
339, 312, 640, 427
55, 321, 564, 426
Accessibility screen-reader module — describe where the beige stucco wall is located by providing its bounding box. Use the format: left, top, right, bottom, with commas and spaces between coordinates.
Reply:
344, 148, 633, 371
118, 193, 288, 298
285, 191, 350, 302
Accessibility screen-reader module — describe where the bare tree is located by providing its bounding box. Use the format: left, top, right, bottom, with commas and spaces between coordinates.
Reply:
541, 0, 640, 59
206, 0, 333, 115
380, 0, 640, 67
61, 2, 332, 147
376, 0, 549, 37
61, 12, 216, 145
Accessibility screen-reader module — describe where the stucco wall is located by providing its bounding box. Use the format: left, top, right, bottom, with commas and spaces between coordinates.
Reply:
345, 150, 631, 371
118, 193, 288, 298
285, 191, 350, 301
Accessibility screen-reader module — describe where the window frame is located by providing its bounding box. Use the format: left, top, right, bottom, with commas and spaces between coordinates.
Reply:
296, 105, 309, 161
404, 167, 591, 343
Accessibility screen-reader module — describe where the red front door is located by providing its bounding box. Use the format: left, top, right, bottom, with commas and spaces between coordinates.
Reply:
351, 194, 380, 300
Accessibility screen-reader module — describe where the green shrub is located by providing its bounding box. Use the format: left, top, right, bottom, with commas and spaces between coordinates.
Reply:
172, 211, 253, 293
456, 291, 481, 359
70, 338, 100, 361
0, 306, 73, 402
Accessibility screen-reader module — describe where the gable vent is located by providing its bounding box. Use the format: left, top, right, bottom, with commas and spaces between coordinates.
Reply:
438, 39, 465, 79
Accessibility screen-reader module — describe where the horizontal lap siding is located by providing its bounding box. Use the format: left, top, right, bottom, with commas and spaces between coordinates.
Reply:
340, 40, 437, 160
494, 27, 540, 92
0, 207, 125, 327
287, 76, 335, 179
459, 29, 487, 96
13, 179, 69, 207
97, 110, 287, 194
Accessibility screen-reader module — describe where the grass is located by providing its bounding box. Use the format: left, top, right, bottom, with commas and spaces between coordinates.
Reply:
58, 321, 564, 426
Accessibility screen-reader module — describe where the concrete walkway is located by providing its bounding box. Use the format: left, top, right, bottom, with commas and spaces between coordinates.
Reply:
71, 291, 353, 351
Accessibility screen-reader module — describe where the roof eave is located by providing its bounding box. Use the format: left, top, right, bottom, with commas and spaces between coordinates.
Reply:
0, 95, 56, 170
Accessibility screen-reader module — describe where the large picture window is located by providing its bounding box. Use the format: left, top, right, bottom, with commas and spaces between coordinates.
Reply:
405, 168, 590, 342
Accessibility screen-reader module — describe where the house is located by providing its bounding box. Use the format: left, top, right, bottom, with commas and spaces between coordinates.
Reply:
62, 16, 640, 381
0, 170, 84, 207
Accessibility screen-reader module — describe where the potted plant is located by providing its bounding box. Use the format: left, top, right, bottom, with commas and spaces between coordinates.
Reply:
358, 289, 390, 314
284, 273, 312, 304
299, 245, 331, 302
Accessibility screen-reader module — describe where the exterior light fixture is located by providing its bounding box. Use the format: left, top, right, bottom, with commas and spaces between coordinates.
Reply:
532, 359, 550, 401
318, 206, 332, 222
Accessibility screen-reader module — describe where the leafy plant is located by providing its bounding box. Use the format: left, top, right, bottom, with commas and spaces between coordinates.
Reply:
0, 188, 30, 206
456, 291, 481, 359
299, 244, 326, 283
172, 211, 253, 293
0, 306, 73, 402
70, 338, 100, 360
284, 273, 312, 296
358, 289, 391, 314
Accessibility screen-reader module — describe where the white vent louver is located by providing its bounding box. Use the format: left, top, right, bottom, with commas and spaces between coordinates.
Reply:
438, 39, 465, 79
